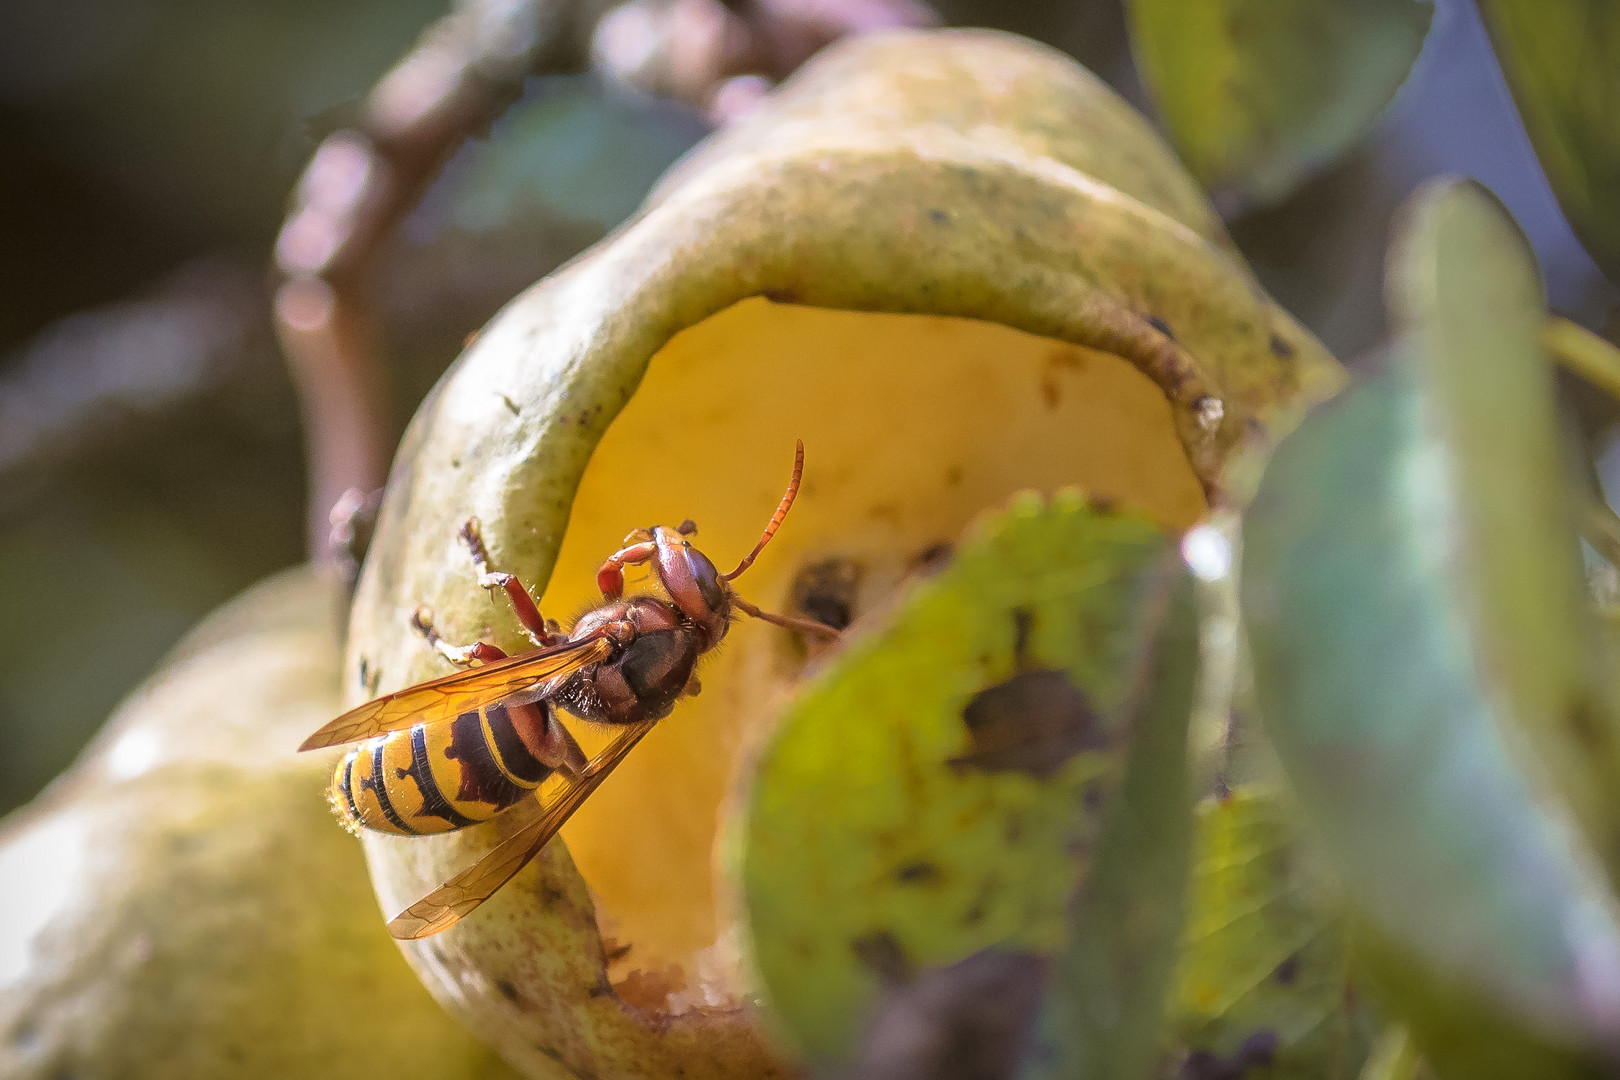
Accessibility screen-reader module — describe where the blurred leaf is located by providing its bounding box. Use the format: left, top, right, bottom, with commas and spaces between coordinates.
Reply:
1478, 0, 1620, 283
742, 493, 1187, 1070
1385, 179, 1620, 876
1358, 1027, 1430, 1080
1166, 786, 1374, 1080
383, 75, 709, 408
446, 75, 710, 234
1125, 0, 1432, 211
1242, 179, 1620, 1075
1025, 570, 1198, 1080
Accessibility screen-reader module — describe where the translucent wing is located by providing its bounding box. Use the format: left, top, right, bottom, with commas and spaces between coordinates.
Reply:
298, 633, 615, 751
387, 719, 657, 939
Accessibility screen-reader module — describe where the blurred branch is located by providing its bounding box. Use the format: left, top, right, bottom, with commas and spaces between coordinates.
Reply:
1546, 315, 1620, 403
276, 0, 937, 580
275, 0, 619, 570
1583, 498, 1620, 574
594, 0, 937, 121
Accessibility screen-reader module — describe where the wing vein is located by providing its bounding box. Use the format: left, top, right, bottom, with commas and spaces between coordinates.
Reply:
387, 719, 657, 939
298, 634, 613, 751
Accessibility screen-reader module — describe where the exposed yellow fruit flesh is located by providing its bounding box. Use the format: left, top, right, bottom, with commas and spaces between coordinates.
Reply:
344, 29, 1341, 1080
546, 298, 1206, 998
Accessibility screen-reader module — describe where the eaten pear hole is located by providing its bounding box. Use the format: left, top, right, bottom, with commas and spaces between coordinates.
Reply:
531, 297, 1205, 1011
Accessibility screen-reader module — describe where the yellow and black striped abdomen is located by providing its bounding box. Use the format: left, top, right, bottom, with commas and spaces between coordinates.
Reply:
328, 702, 555, 836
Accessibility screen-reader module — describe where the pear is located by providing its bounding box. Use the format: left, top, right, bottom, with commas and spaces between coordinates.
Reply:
0, 568, 517, 1080
341, 28, 1341, 1079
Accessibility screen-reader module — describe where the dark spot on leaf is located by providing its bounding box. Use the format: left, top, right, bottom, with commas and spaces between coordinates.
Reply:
603, 938, 632, 962
854, 949, 1049, 1080
1090, 495, 1118, 515
963, 877, 1001, 929
1082, 778, 1109, 815
1011, 607, 1034, 666
928, 208, 948, 224
450, 457, 462, 469
1180, 1030, 1278, 1080
1004, 814, 1025, 844
1243, 1031, 1280, 1059
853, 931, 912, 986
1268, 334, 1295, 360
895, 860, 943, 885
951, 669, 1107, 778
1147, 314, 1176, 341
498, 392, 521, 415
495, 978, 520, 1002
791, 557, 862, 631
1566, 693, 1610, 751
945, 465, 964, 487
1273, 954, 1301, 986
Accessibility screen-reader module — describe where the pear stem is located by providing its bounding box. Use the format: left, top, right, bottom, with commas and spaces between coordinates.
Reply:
273, 0, 617, 581
1544, 316, 1620, 402
1584, 500, 1620, 572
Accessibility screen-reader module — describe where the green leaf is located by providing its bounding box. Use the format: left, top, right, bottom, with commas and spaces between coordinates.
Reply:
1025, 568, 1199, 1080
1358, 1027, 1430, 1080
1125, 0, 1433, 210
1386, 179, 1620, 860
740, 493, 1191, 1071
1478, 0, 1620, 282
1242, 180, 1620, 1074
1166, 786, 1375, 1080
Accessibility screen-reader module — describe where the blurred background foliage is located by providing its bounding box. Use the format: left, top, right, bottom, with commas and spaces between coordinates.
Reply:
0, 0, 708, 813
0, 0, 1614, 835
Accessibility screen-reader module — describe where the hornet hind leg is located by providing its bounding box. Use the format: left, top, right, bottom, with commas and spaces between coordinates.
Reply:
459, 518, 565, 647
410, 607, 508, 667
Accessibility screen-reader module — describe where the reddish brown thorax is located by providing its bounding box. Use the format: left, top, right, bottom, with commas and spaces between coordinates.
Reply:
558, 595, 700, 726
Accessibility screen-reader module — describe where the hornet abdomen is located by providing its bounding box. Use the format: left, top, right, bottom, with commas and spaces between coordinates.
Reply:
329, 700, 555, 836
